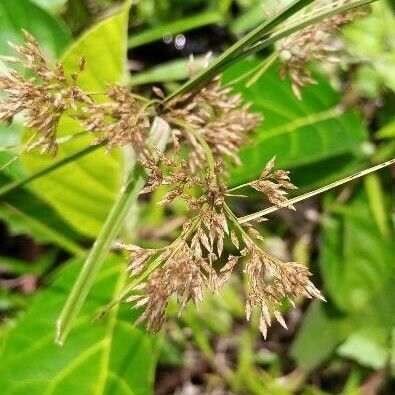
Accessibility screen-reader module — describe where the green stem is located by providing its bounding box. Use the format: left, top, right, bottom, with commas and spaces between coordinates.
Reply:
238, 158, 395, 224
246, 52, 279, 87
241, 0, 377, 58
0, 143, 103, 198
56, 117, 170, 345
164, 0, 317, 102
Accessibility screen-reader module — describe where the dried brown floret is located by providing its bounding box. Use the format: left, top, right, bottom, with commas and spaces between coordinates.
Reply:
279, 1, 366, 98
249, 156, 297, 208
164, 76, 262, 172
0, 31, 91, 154
81, 84, 151, 152
243, 242, 324, 338
125, 241, 215, 332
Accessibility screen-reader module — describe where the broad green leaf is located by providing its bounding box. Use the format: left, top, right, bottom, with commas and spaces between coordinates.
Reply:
338, 327, 390, 370
0, 0, 71, 60
0, 256, 157, 395
21, 2, 131, 238
223, 60, 368, 186
291, 302, 352, 371
320, 188, 395, 313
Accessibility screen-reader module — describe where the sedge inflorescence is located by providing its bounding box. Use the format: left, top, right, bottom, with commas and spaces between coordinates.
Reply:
0, 31, 327, 338
0, 31, 152, 156
279, 0, 365, 98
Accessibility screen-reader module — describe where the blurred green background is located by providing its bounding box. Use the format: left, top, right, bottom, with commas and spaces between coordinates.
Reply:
0, 0, 394, 394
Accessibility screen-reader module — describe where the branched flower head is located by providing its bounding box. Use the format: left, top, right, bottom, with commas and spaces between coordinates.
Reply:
279, 0, 366, 98
0, 31, 92, 154
0, 32, 154, 156
249, 156, 298, 208
0, 32, 326, 339
121, 153, 324, 337
164, 75, 262, 172
242, 240, 324, 338
81, 84, 151, 152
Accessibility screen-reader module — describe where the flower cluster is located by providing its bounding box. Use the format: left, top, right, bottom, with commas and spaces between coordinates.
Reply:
279, 0, 365, 98
163, 77, 262, 172
80, 84, 151, 152
249, 156, 297, 208
0, 31, 92, 154
121, 151, 324, 337
0, 32, 325, 338
0, 32, 153, 156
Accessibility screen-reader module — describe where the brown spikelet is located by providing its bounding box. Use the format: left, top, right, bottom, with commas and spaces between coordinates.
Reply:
279, 1, 367, 98
250, 156, 297, 208
0, 31, 91, 154
164, 73, 262, 172
81, 84, 151, 152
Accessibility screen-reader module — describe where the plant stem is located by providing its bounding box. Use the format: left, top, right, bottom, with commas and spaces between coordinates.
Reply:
0, 143, 104, 198
164, 0, 317, 102
238, 158, 395, 224
241, 0, 377, 59
55, 117, 170, 345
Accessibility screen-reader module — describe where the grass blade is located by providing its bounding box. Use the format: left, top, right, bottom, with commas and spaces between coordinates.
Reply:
164, 0, 317, 102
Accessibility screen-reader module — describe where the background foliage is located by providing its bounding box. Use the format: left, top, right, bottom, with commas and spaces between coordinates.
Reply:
0, 0, 394, 394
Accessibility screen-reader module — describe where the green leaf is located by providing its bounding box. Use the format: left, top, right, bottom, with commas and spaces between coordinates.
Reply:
223, 60, 368, 186
21, 2, 132, 238
0, 173, 84, 256
320, 188, 395, 313
364, 173, 391, 237
376, 121, 395, 139
291, 302, 352, 371
0, 255, 157, 395
338, 327, 390, 370
343, 2, 395, 92
0, 0, 71, 60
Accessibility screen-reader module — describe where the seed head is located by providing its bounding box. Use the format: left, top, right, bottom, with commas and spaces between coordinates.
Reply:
279, 1, 366, 98
0, 31, 91, 154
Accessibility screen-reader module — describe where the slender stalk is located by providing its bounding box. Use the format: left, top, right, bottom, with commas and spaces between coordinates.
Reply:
246, 53, 279, 87
164, 0, 317, 102
241, 0, 377, 59
0, 143, 103, 198
55, 117, 171, 345
238, 158, 395, 224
